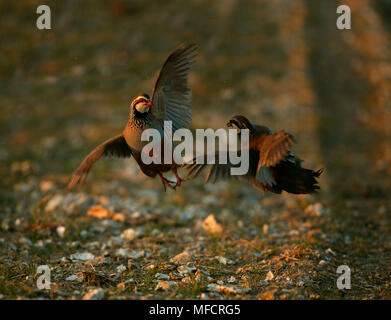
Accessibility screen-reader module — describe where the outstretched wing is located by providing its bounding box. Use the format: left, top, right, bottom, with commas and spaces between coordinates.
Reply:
255, 130, 295, 186
185, 151, 258, 184
151, 44, 197, 131
67, 135, 132, 190
257, 130, 295, 168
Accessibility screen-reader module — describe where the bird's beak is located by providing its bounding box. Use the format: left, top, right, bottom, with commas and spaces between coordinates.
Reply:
146, 101, 153, 107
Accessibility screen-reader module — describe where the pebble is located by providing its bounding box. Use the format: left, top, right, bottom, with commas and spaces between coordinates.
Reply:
115, 248, 131, 258
215, 256, 234, 265
155, 281, 177, 291
202, 214, 223, 235
305, 203, 325, 216
112, 213, 126, 222
66, 274, 82, 281
40, 180, 55, 192
120, 227, 143, 241
120, 228, 137, 241
19, 237, 32, 245
181, 276, 192, 284
116, 265, 126, 273
265, 271, 274, 281
207, 284, 248, 295
82, 288, 104, 300
56, 226, 66, 238
45, 195, 63, 212
87, 205, 110, 219
70, 252, 95, 261
177, 265, 196, 275
155, 273, 170, 280
128, 250, 144, 259
170, 251, 192, 264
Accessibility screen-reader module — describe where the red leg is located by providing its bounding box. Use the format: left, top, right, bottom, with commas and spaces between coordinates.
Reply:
173, 168, 187, 188
158, 172, 176, 192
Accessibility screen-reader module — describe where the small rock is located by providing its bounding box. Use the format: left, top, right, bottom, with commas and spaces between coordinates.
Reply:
120, 227, 144, 241
144, 264, 155, 270
257, 291, 275, 300
116, 265, 126, 273
70, 252, 95, 261
170, 251, 192, 264
56, 226, 66, 238
215, 256, 234, 265
112, 213, 125, 222
45, 195, 63, 212
260, 280, 269, 286
265, 271, 274, 281
1, 219, 10, 231
82, 288, 104, 300
227, 276, 236, 283
207, 284, 246, 295
66, 274, 82, 281
117, 282, 126, 290
19, 237, 32, 245
318, 260, 326, 266
177, 265, 196, 275
181, 276, 192, 284
116, 248, 130, 258
155, 273, 170, 280
120, 228, 137, 241
87, 205, 110, 219
151, 228, 161, 236
305, 203, 324, 217
129, 250, 144, 259
155, 281, 176, 291
40, 180, 55, 192
326, 248, 336, 256
202, 214, 223, 235
215, 256, 228, 264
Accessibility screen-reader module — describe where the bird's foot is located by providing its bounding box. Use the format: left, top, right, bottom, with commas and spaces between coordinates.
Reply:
173, 171, 187, 188
158, 173, 176, 192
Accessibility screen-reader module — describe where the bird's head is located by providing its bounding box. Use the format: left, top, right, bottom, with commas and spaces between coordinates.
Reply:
227, 115, 254, 130
131, 93, 153, 116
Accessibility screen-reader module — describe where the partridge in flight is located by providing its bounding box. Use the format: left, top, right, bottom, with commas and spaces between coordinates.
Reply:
185, 115, 322, 194
68, 44, 197, 191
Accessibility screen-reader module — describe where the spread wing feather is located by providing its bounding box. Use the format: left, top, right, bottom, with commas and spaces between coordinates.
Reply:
184, 151, 258, 184
67, 135, 132, 190
152, 44, 197, 131
257, 130, 295, 168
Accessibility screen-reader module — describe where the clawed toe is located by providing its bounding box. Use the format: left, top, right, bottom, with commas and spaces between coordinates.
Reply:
158, 173, 176, 192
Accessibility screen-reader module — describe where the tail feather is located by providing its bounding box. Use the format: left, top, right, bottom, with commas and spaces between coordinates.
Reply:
268, 160, 323, 194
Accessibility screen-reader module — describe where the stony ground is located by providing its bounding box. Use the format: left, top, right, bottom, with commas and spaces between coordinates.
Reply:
1, 0, 391, 300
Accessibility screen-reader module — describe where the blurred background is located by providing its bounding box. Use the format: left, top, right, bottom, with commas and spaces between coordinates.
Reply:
0, 0, 391, 299
1, 0, 391, 196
